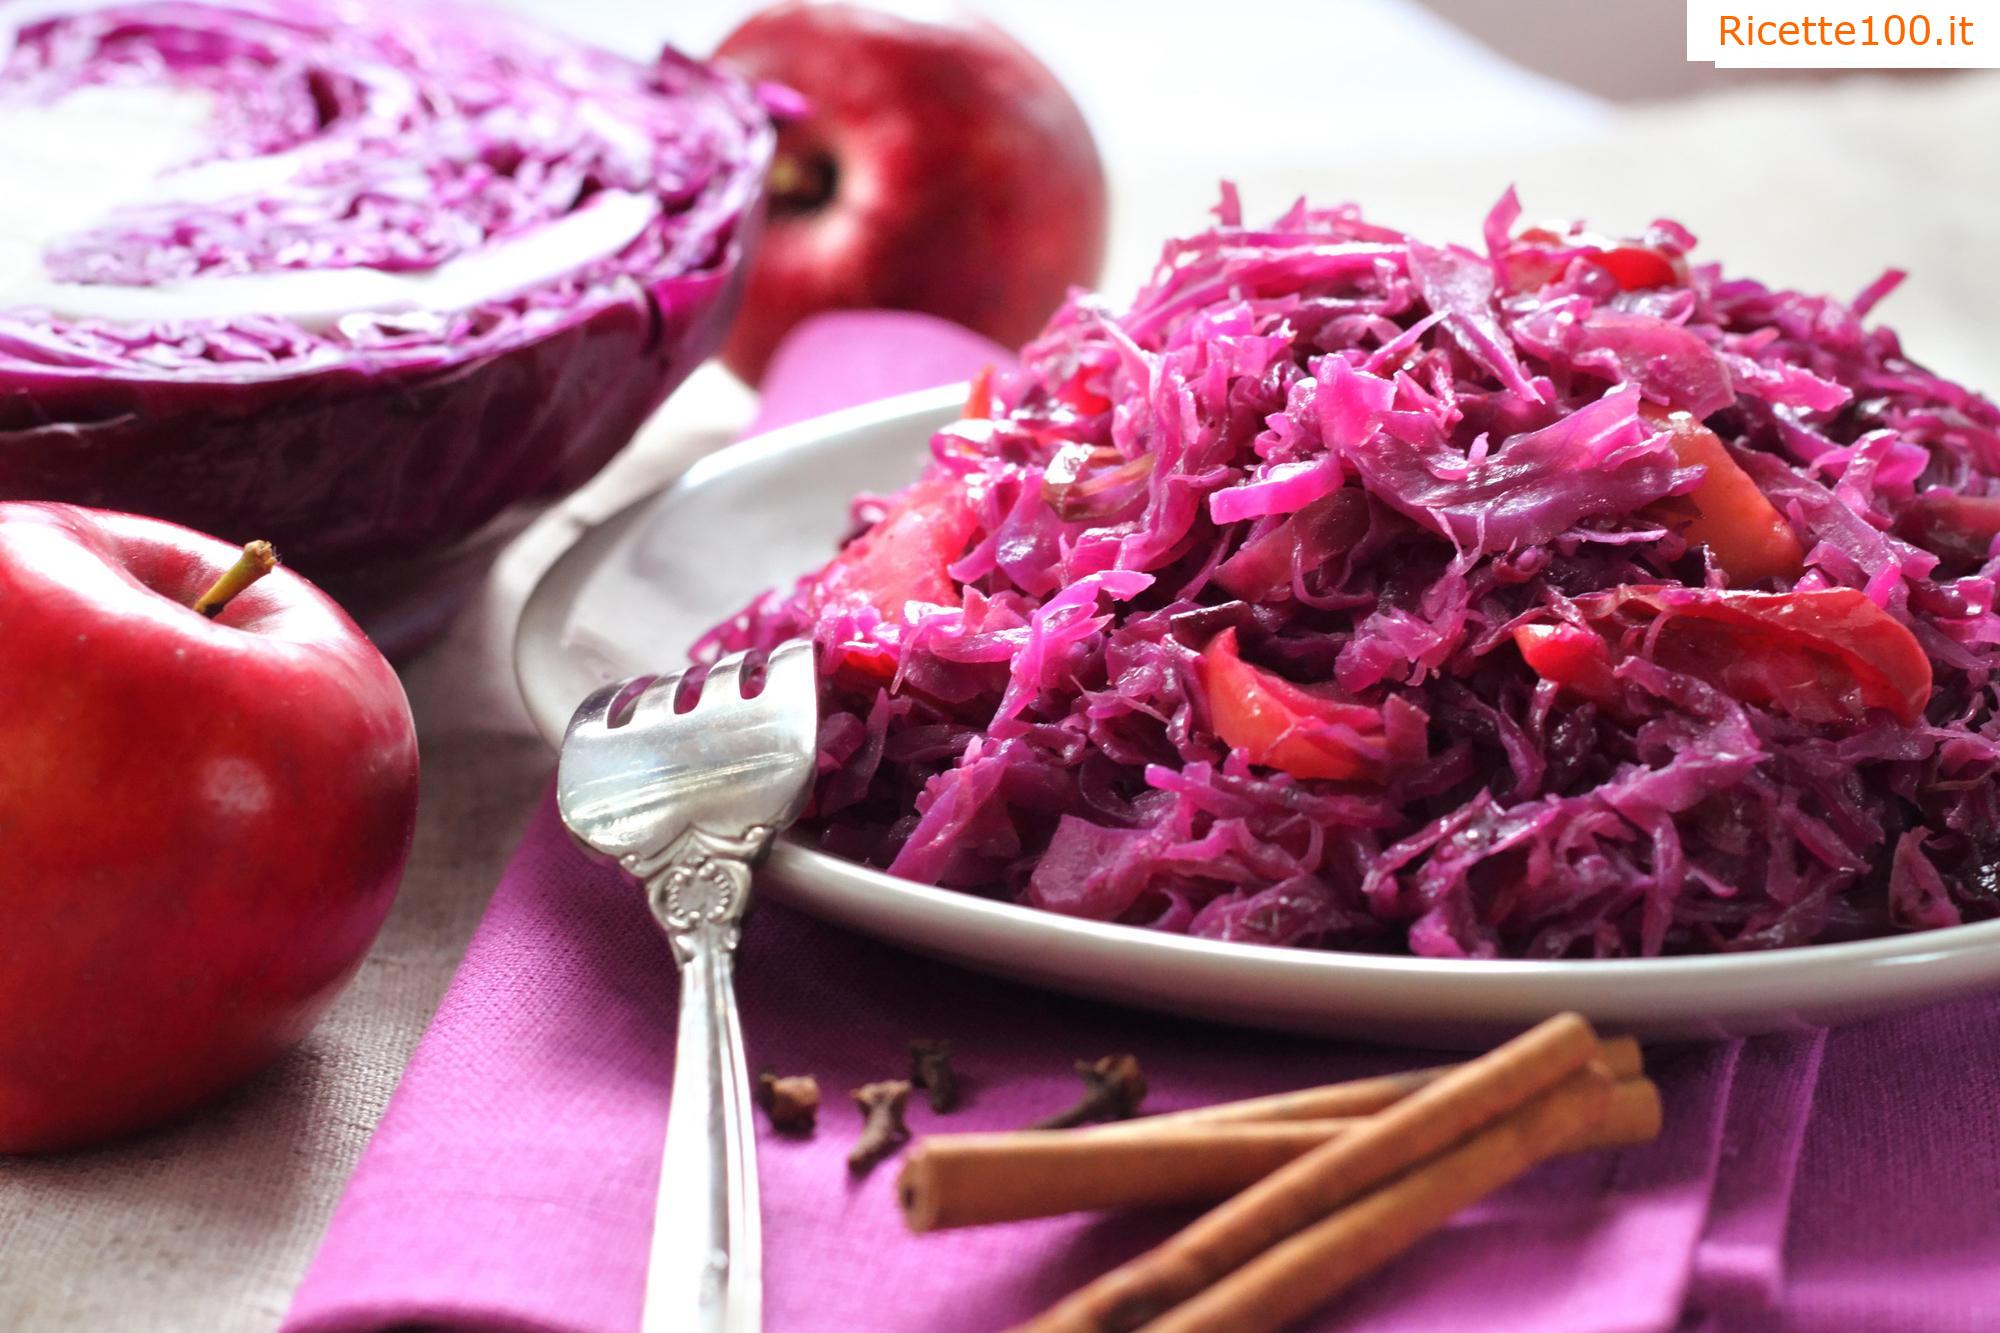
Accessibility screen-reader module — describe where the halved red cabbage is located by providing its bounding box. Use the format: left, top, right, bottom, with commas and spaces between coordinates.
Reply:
0, 0, 769, 619
703, 189, 2000, 960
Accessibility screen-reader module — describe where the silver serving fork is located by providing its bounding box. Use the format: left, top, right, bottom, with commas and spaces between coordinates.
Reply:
555, 639, 818, 1333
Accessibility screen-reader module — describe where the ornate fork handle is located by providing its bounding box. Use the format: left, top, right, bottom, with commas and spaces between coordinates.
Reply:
631, 825, 773, 1333
637, 826, 771, 958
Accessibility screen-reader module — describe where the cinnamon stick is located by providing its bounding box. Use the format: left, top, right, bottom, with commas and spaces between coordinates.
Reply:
1141, 1065, 1617, 1333
901, 1077, 1659, 1232
905, 1121, 1342, 1234
1078, 1035, 1641, 1138
1012, 1011, 1602, 1333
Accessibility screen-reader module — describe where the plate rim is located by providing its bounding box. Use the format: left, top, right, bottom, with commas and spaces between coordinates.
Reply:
513, 384, 2000, 993
760, 838, 2000, 986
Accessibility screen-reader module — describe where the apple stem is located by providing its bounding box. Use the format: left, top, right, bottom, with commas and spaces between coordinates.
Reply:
767, 153, 809, 198
766, 149, 836, 215
193, 541, 279, 619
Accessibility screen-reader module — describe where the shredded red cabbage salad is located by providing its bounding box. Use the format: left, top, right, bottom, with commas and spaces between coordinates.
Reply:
702, 189, 2000, 959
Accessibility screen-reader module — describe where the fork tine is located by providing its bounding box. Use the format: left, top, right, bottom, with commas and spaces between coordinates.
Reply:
558, 638, 819, 868
700, 650, 755, 705
762, 639, 817, 705
567, 680, 621, 729
569, 678, 639, 731
618, 666, 692, 733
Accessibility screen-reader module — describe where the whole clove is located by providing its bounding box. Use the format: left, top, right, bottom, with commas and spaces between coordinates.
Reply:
909, 1038, 960, 1113
1030, 1054, 1147, 1130
755, 1071, 821, 1135
849, 1080, 913, 1174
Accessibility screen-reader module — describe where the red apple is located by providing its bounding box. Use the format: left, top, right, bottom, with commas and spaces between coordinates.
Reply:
716, 1, 1108, 383
0, 504, 419, 1153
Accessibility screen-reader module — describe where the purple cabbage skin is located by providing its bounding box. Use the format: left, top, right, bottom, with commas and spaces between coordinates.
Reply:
701, 187, 2000, 960
0, 1, 770, 591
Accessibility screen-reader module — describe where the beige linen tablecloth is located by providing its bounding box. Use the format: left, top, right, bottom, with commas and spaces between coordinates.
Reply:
3, 72, 1998, 1331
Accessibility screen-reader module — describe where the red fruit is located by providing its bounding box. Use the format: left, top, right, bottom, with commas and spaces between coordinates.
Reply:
1505, 226, 1689, 293
1512, 622, 1624, 711
1518, 586, 1932, 726
1589, 245, 1683, 291
715, 2, 1108, 383
1896, 491, 2000, 565
808, 475, 979, 620
0, 504, 419, 1152
1199, 627, 1386, 782
1641, 405, 1805, 584
1602, 587, 1932, 724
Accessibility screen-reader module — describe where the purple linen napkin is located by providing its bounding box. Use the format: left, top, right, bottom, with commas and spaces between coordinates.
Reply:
287, 310, 1810, 1333
1728, 1003, 2000, 1331
286, 800, 1741, 1333
1689, 1032, 1826, 1314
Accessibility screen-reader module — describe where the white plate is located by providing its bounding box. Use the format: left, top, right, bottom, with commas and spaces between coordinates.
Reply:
516, 384, 2000, 1046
